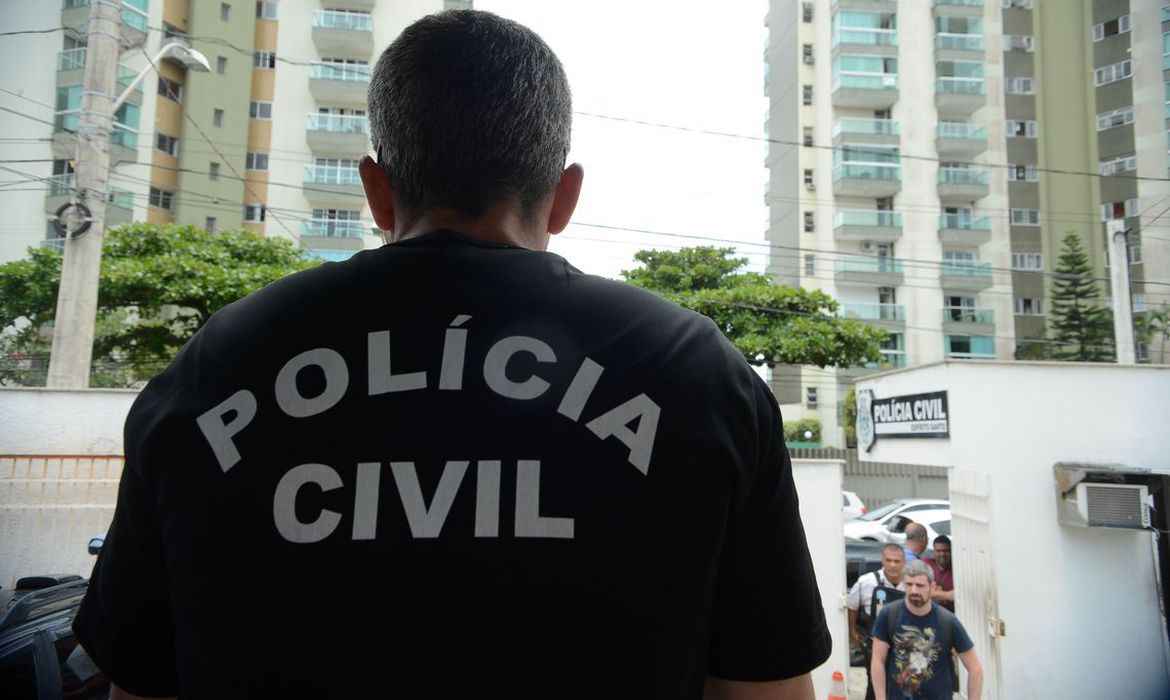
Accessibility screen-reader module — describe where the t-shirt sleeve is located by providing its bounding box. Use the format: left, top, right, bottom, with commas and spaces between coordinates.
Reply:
871, 604, 892, 644
73, 441, 178, 695
707, 378, 832, 681
951, 614, 975, 654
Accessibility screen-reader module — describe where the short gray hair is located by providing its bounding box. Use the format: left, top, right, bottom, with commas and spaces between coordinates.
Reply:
905, 523, 928, 544
903, 559, 934, 584
368, 10, 572, 218
881, 543, 904, 558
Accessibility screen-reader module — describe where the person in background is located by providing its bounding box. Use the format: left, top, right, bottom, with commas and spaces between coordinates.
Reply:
847, 544, 906, 700
902, 522, 928, 563
926, 534, 954, 612
871, 560, 982, 700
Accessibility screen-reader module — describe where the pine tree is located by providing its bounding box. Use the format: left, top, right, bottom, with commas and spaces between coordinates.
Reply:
1049, 232, 1114, 362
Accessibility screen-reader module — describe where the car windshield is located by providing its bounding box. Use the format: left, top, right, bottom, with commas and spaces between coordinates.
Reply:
858, 501, 902, 521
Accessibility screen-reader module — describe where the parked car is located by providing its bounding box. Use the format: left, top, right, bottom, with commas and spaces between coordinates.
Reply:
842, 490, 867, 519
0, 539, 108, 699
842, 498, 950, 541
877, 508, 951, 550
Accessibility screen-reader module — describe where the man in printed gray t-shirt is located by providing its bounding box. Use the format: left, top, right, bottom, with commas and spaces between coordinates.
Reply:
73, 10, 830, 700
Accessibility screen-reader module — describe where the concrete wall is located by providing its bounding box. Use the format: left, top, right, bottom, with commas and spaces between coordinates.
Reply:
857, 361, 1170, 700
791, 458, 850, 699
0, 388, 138, 588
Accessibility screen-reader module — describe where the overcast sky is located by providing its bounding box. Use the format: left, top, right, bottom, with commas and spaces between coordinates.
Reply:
480, 0, 773, 280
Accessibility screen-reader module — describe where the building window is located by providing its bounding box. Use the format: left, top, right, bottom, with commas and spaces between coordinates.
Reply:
802, 2, 813, 23
806, 387, 818, 409
148, 187, 174, 210
216, 56, 228, 74
1128, 239, 1142, 264
1001, 0, 1033, 7
221, 3, 231, 21
1099, 154, 1137, 176
1008, 164, 1038, 182
1092, 15, 1130, 42
157, 76, 182, 102
1014, 298, 1043, 315
1094, 60, 1132, 87
249, 101, 272, 119
1100, 198, 1139, 221
257, 1, 278, 19
1010, 208, 1040, 225
802, 44, 814, 65
802, 84, 813, 106
245, 152, 268, 170
212, 108, 224, 127
244, 203, 266, 222
1096, 106, 1135, 131
1006, 119, 1037, 138
155, 132, 179, 156
804, 254, 815, 276
254, 51, 276, 69
1004, 35, 1034, 52
1006, 77, 1034, 94
803, 168, 815, 188
803, 126, 814, 147
205, 216, 218, 233
1011, 252, 1043, 270
209, 162, 220, 180
803, 211, 815, 232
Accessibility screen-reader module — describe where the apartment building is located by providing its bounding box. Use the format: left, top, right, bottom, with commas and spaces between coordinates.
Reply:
0, 0, 469, 266
764, 0, 1169, 446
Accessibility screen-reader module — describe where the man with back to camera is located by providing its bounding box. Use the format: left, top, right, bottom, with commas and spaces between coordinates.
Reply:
72, 10, 831, 700
871, 560, 983, 700
902, 522, 928, 563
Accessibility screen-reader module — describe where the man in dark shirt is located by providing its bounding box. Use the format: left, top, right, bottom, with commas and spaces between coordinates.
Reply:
73, 9, 830, 700
871, 561, 982, 700
926, 534, 954, 612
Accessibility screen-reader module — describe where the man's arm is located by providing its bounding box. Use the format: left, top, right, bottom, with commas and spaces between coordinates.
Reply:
704, 674, 814, 700
930, 584, 955, 603
870, 639, 889, 700
959, 649, 983, 700
848, 608, 861, 645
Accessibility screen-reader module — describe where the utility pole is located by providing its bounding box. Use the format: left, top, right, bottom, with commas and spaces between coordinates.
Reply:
46, 1, 121, 388
1106, 218, 1136, 364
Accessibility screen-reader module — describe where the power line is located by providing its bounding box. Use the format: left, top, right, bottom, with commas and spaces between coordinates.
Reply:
0, 27, 63, 38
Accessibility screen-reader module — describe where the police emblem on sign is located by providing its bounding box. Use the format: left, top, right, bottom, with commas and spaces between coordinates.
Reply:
857, 389, 875, 453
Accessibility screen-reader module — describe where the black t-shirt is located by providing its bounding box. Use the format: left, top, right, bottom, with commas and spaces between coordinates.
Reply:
73, 231, 830, 699
872, 601, 974, 700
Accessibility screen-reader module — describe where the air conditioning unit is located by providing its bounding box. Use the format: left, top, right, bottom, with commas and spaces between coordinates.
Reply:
1060, 482, 1150, 530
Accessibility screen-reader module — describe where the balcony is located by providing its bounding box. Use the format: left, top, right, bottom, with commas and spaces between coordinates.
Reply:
832, 74, 898, 109
301, 219, 371, 254
308, 62, 371, 104
834, 256, 905, 287
834, 209, 902, 242
317, 0, 375, 9
46, 176, 133, 227
841, 303, 906, 332
52, 111, 138, 164
940, 261, 994, 291
833, 163, 901, 198
832, 0, 897, 12
62, 0, 148, 47
840, 351, 908, 378
311, 10, 374, 57
945, 336, 996, 360
58, 52, 143, 108
832, 28, 898, 58
939, 213, 991, 246
942, 307, 995, 336
935, 33, 984, 60
832, 118, 899, 148
935, 77, 986, 114
932, 0, 983, 17
936, 121, 987, 158
305, 114, 370, 154
303, 165, 364, 203
938, 167, 989, 202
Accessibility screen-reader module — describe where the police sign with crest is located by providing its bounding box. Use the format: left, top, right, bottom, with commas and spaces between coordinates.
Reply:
856, 390, 949, 453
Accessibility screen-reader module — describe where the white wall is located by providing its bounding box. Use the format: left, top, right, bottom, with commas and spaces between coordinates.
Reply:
0, 388, 138, 588
857, 361, 1170, 700
792, 458, 850, 698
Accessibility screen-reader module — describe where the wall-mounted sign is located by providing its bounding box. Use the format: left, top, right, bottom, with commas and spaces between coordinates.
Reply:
857, 390, 949, 453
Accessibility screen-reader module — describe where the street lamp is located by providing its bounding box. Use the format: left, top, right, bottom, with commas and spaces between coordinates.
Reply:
113, 43, 211, 112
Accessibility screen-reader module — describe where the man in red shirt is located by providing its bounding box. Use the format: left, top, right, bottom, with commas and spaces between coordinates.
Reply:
927, 534, 954, 612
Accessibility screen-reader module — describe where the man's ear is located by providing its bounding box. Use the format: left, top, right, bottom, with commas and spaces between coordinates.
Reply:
547, 163, 584, 235
359, 155, 396, 233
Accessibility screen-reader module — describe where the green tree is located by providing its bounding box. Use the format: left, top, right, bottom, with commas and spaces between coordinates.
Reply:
1136, 305, 1170, 364
842, 387, 857, 447
622, 246, 886, 368
0, 223, 320, 387
1049, 232, 1114, 362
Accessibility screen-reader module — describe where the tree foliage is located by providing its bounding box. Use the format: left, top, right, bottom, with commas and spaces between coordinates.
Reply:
1136, 305, 1170, 364
1049, 232, 1114, 362
0, 223, 320, 386
622, 246, 886, 368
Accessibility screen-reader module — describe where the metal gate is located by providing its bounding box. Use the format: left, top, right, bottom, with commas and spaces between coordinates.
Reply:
950, 468, 1003, 699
